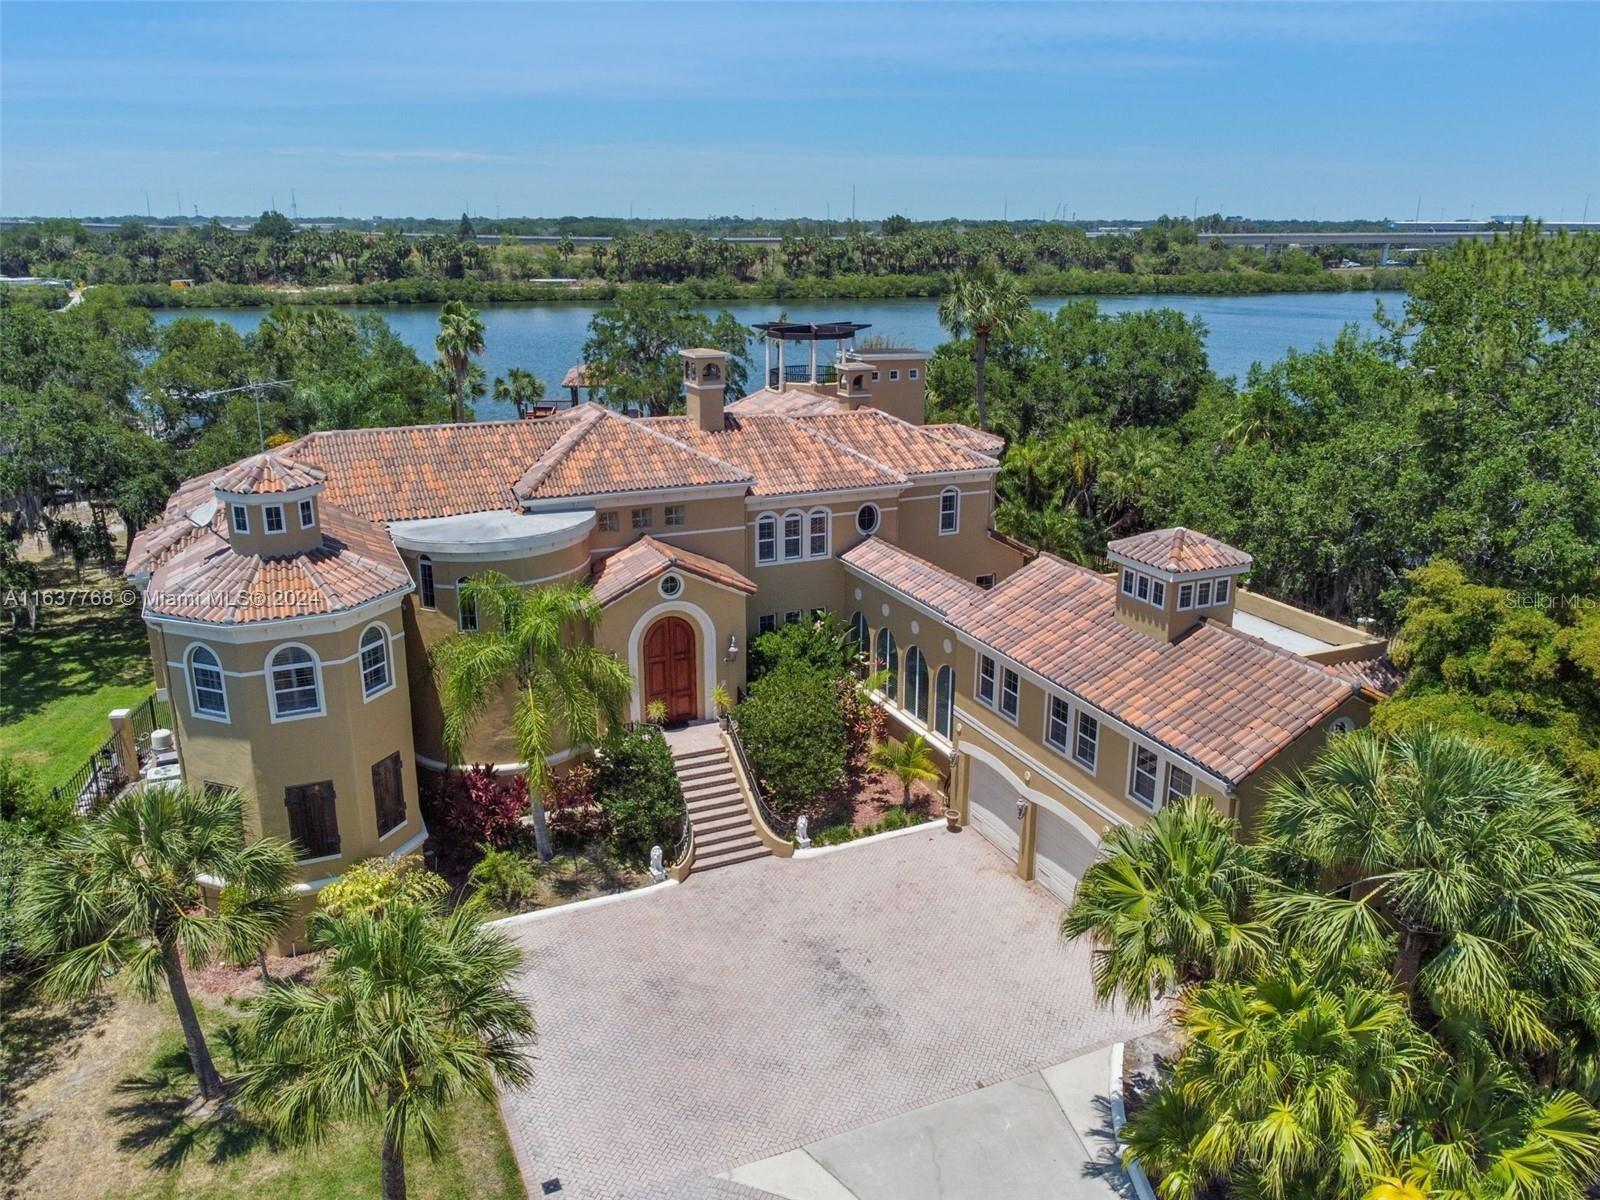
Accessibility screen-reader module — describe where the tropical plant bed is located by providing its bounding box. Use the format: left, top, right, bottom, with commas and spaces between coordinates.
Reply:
471, 841, 650, 919
841, 761, 946, 830
1, 973, 524, 1200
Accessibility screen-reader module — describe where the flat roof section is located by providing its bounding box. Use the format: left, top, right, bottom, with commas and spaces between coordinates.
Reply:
1230, 609, 1335, 655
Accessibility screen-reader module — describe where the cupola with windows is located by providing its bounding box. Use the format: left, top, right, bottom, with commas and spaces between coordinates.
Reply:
211, 452, 326, 557
1105, 527, 1250, 642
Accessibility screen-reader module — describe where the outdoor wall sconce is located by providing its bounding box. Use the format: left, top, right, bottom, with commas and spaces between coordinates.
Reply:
1016, 797, 1028, 821
725, 634, 739, 662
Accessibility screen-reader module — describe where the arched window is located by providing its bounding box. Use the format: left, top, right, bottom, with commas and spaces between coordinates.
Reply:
807, 507, 829, 558
874, 627, 899, 700
359, 625, 391, 697
939, 487, 960, 535
457, 578, 478, 631
188, 644, 227, 719
849, 611, 869, 677
904, 646, 929, 722
782, 510, 804, 560
418, 555, 435, 608
756, 513, 777, 564
269, 645, 322, 719
934, 665, 954, 738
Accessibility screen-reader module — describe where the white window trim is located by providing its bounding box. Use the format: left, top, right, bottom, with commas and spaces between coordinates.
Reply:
664, 504, 686, 528
889, 369, 900, 381
855, 502, 881, 536
263, 504, 285, 535
1150, 579, 1166, 608
903, 645, 930, 722
266, 642, 326, 723
780, 509, 807, 562
1165, 762, 1195, 804
933, 663, 955, 739
1177, 582, 1195, 611
1121, 568, 1135, 596
758, 614, 777, 634
186, 643, 230, 723
938, 486, 960, 536
417, 555, 435, 609
755, 511, 778, 565
1128, 743, 1160, 809
230, 504, 249, 535
1196, 580, 1213, 608
1215, 578, 1231, 605
1044, 693, 1071, 754
998, 666, 1021, 724
908, 368, 919, 380
806, 506, 831, 559
298, 498, 316, 529
358, 622, 395, 702
1074, 710, 1099, 774
976, 653, 997, 708
658, 572, 684, 599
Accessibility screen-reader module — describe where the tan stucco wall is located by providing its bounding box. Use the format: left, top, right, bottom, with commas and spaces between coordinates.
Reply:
153, 602, 421, 881
892, 480, 1021, 585
594, 572, 748, 721
1230, 693, 1371, 832
588, 495, 749, 570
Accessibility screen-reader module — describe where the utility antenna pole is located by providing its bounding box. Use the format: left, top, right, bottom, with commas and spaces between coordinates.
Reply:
1414, 196, 1422, 221
144, 190, 152, 217
291, 190, 298, 221
851, 186, 856, 223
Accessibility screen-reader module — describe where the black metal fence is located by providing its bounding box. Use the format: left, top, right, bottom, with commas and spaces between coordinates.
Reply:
766, 364, 837, 388
50, 693, 170, 814
726, 715, 794, 839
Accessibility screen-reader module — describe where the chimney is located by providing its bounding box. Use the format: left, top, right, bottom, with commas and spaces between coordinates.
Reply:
680, 348, 727, 432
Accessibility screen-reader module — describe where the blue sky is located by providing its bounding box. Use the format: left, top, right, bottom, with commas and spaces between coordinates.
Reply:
3, 2, 1597, 221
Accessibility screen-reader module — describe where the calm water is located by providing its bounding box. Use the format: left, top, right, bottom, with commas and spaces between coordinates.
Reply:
156, 291, 1399, 422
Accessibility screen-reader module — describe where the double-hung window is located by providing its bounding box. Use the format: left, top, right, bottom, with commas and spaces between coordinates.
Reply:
1075, 712, 1099, 771
597, 511, 619, 533
1166, 764, 1194, 803
458, 581, 477, 632
1178, 582, 1194, 610
359, 626, 390, 696
783, 512, 803, 560
939, 488, 959, 534
418, 556, 435, 608
264, 505, 285, 534
631, 507, 653, 530
1135, 574, 1150, 602
1131, 746, 1159, 807
1196, 580, 1213, 607
1150, 579, 1166, 607
231, 504, 249, 534
758, 614, 777, 634
269, 646, 321, 718
1046, 695, 1071, 752
1215, 579, 1231, 605
299, 498, 315, 528
808, 510, 828, 558
756, 514, 776, 564
1121, 569, 1135, 595
664, 504, 686, 528
999, 668, 1020, 721
977, 655, 997, 706
189, 646, 227, 719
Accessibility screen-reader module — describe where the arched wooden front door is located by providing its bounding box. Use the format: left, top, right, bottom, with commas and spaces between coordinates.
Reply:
643, 616, 697, 724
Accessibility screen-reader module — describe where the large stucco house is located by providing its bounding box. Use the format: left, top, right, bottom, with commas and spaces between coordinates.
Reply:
125, 331, 1390, 908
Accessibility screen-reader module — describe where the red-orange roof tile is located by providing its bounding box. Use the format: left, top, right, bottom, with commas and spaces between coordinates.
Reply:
589, 536, 756, 607
513, 407, 750, 501
796, 409, 998, 474
212, 452, 325, 495
1108, 527, 1251, 573
645, 413, 905, 497
840, 538, 982, 617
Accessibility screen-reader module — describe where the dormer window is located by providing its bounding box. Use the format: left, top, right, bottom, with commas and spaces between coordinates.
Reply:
1178, 583, 1194, 610
264, 505, 285, 534
231, 505, 249, 535
1150, 579, 1166, 607
1196, 580, 1213, 607
1135, 574, 1150, 602
299, 498, 315, 528
1214, 579, 1230, 605
1121, 569, 1135, 595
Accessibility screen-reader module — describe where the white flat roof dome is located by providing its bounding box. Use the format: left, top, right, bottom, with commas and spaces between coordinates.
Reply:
387, 509, 594, 561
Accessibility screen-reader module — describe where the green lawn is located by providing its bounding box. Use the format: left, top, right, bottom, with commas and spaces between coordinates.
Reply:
0, 559, 156, 792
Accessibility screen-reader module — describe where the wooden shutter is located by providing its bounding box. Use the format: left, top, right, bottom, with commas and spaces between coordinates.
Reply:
371, 752, 405, 837
284, 781, 339, 858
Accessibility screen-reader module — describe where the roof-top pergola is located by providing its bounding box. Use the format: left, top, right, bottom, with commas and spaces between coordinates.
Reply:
751, 321, 872, 390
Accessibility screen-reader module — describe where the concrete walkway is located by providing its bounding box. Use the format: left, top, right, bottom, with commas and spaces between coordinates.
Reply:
722, 1044, 1130, 1200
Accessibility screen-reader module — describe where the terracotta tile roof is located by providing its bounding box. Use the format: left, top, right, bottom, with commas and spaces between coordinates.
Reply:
726, 387, 845, 416
840, 537, 982, 618
589, 536, 756, 608
126, 470, 230, 578
945, 554, 1359, 783
925, 423, 1007, 456
286, 419, 573, 521
1108, 527, 1252, 573
796, 410, 998, 474
212, 452, 325, 495
1350, 655, 1405, 696
512, 407, 750, 501
644, 413, 905, 497
142, 503, 412, 625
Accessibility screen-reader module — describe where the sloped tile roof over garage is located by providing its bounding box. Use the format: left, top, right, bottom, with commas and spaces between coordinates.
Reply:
945, 554, 1360, 784
840, 538, 983, 618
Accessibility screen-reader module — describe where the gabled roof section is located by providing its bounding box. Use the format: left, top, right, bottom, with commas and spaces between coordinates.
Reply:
725, 387, 845, 416
946, 554, 1359, 784
644, 413, 906, 497
840, 537, 982, 618
142, 502, 412, 625
589, 536, 756, 607
513, 406, 750, 502
212, 452, 325, 495
1108, 527, 1251, 573
796, 409, 998, 474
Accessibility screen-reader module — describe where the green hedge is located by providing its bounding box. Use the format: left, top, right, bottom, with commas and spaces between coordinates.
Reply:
594, 725, 683, 865
734, 664, 848, 818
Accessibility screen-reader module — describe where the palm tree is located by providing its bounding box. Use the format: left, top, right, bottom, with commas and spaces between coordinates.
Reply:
937, 260, 1030, 431
1122, 964, 1435, 1200
868, 734, 940, 809
1257, 729, 1600, 1066
1060, 795, 1271, 1012
17, 784, 298, 1101
431, 574, 631, 860
491, 366, 546, 418
434, 299, 485, 422
239, 898, 534, 1200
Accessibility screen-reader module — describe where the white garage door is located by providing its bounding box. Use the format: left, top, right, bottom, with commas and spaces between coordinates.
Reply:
965, 756, 1020, 861
1032, 806, 1101, 904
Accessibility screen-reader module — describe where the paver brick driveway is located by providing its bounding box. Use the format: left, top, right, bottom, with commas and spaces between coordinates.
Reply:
496, 825, 1150, 1199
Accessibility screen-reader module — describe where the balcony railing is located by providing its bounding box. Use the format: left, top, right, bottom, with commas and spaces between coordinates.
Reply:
766, 364, 836, 388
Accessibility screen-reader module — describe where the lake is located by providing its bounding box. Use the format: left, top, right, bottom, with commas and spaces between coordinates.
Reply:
156, 291, 1400, 423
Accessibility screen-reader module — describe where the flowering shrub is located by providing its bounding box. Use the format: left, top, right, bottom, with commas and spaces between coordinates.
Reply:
544, 761, 604, 843
316, 853, 448, 921
839, 677, 886, 760
423, 765, 530, 862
